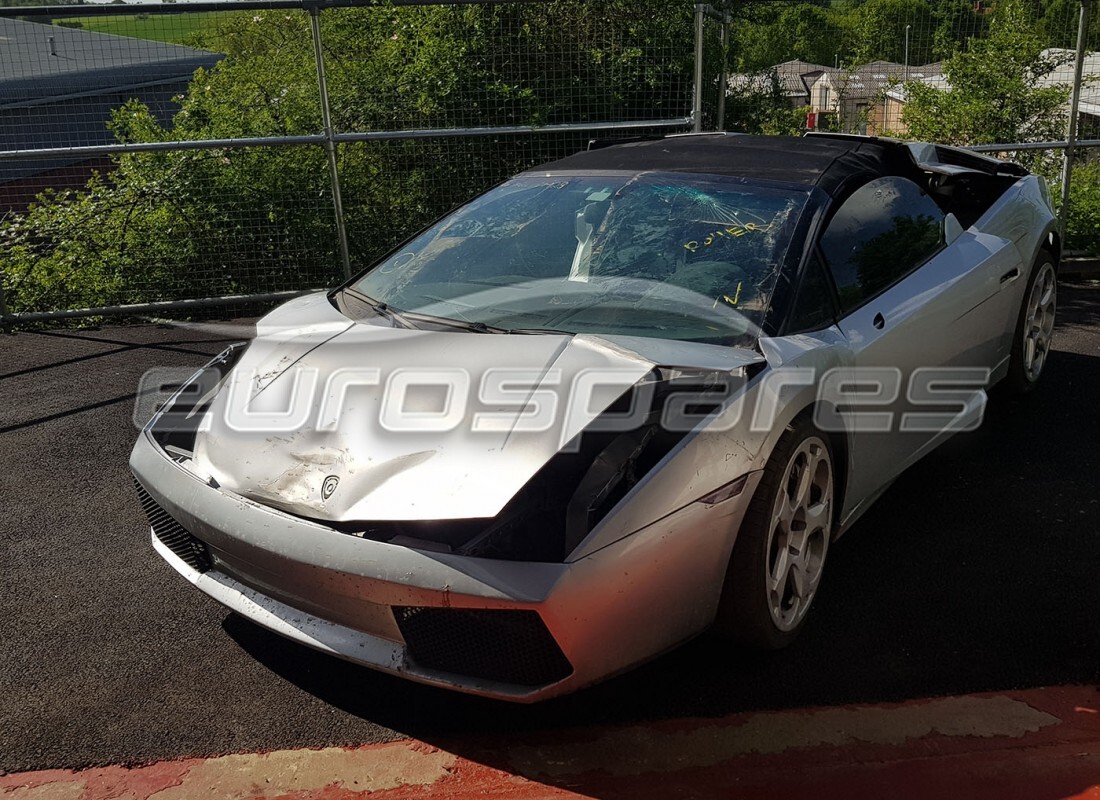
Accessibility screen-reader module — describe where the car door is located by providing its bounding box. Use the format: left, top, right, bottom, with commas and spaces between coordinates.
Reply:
818, 175, 1000, 516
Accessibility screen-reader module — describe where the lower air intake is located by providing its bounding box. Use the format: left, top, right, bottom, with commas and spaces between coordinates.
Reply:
133, 478, 212, 573
394, 607, 573, 688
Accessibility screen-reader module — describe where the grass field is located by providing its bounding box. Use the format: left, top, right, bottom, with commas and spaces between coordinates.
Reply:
51, 12, 223, 45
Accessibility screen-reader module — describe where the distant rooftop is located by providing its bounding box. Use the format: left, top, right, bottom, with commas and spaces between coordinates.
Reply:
831, 60, 944, 99
0, 17, 221, 106
730, 59, 944, 101
885, 49, 1098, 114
1038, 49, 1100, 117
0, 18, 223, 184
728, 60, 839, 99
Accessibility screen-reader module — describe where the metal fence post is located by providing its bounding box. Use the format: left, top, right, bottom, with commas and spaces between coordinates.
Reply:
716, 11, 729, 131
310, 6, 353, 280
1060, 0, 1092, 235
693, 4, 705, 132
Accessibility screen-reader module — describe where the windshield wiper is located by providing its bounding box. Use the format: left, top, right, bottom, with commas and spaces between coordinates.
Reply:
428, 319, 573, 335
506, 327, 574, 336
413, 319, 573, 336
341, 290, 572, 336
409, 317, 508, 334
371, 302, 418, 329
337, 289, 419, 329
465, 321, 507, 333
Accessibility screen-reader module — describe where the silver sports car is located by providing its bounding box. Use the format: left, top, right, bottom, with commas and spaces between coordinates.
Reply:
131, 133, 1059, 701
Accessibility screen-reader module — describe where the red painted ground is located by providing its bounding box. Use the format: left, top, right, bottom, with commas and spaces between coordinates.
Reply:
4, 686, 1100, 799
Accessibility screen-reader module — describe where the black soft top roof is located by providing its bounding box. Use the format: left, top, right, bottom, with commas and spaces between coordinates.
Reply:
528, 133, 923, 199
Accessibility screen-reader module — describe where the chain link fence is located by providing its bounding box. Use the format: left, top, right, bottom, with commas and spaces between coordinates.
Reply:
0, 0, 1095, 326
706, 0, 1098, 259
0, 0, 696, 323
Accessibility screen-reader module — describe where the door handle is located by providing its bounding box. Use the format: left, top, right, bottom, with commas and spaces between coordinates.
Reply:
873, 312, 886, 330
1000, 267, 1020, 285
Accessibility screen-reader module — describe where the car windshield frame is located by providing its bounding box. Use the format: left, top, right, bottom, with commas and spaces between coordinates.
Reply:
337, 170, 820, 347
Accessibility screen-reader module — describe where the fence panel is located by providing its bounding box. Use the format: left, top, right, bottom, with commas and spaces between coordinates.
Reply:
0, 0, 697, 324
713, 0, 1097, 258
0, 0, 1096, 326
717, 0, 1090, 143
0, 144, 341, 317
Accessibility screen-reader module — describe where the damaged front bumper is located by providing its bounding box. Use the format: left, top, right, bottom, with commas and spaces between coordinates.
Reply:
130, 430, 760, 702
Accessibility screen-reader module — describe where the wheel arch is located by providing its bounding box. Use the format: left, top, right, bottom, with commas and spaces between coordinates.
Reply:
787, 401, 851, 538
712, 400, 847, 648
1043, 227, 1062, 269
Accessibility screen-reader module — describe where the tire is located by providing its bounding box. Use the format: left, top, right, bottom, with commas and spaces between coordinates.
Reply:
713, 415, 836, 650
1001, 250, 1057, 396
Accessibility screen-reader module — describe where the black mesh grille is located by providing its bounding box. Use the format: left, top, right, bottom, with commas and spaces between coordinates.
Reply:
133, 478, 212, 573
394, 607, 573, 688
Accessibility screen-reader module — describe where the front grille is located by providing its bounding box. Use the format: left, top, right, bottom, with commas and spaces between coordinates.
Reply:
133, 478, 212, 573
394, 607, 573, 688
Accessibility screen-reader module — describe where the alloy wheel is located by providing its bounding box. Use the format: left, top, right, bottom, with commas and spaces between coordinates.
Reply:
766, 436, 833, 632
1023, 262, 1057, 383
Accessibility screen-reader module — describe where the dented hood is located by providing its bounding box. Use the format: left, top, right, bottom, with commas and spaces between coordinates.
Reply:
192, 293, 763, 522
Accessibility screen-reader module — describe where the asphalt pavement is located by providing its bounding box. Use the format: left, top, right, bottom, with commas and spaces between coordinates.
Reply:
2, 284, 1099, 775
8, 687, 1100, 799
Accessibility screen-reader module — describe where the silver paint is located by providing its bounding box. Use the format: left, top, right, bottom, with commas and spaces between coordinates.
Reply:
131, 141, 1058, 701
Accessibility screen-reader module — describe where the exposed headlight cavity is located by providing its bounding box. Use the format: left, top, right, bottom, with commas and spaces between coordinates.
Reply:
148, 342, 249, 459
345, 367, 745, 562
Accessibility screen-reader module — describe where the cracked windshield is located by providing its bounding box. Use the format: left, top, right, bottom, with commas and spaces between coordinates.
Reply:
353, 173, 811, 345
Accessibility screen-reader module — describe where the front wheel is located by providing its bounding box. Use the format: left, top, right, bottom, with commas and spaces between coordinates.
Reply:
1002, 252, 1057, 395
714, 416, 835, 650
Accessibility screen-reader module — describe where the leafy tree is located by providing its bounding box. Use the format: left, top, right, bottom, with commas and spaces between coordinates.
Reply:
1038, 0, 1100, 50
723, 71, 808, 135
1, 1, 697, 312
902, 0, 1072, 146
1066, 158, 1100, 255
727, 0, 986, 76
731, 3, 847, 71
847, 0, 936, 66
930, 0, 988, 60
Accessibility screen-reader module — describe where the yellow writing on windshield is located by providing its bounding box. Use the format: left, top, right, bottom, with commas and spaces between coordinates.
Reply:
684, 223, 767, 253
712, 281, 744, 309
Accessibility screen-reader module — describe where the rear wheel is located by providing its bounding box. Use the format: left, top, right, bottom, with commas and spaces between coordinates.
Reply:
1002, 252, 1057, 395
714, 416, 835, 649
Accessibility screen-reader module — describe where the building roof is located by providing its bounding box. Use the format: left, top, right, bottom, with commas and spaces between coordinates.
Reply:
885, 49, 1099, 115
1038, 49, 1100, 117
732, 58, 945, 103
527, 133, 921, 199
0, 17, 221, 107
0, 18, 222, 184
728, 60, 839, 98
826, 60, 944, 100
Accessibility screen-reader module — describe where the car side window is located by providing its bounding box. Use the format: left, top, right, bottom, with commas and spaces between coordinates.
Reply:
786, 253, 837, 333
820, 176, 946, 313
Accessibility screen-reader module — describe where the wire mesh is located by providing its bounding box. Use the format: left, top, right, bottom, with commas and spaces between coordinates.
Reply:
1, 0, 1096, 325
317, 3, 695, 131
0, 1, 696, 321
710, 0, 1098, 257
714, 0, 1093, 140
0, 144, 340, 315
0, 13, 230, 152
336, 128, 695, 274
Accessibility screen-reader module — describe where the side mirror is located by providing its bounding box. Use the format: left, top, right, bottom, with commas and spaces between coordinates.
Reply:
944, 212, 964, 245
